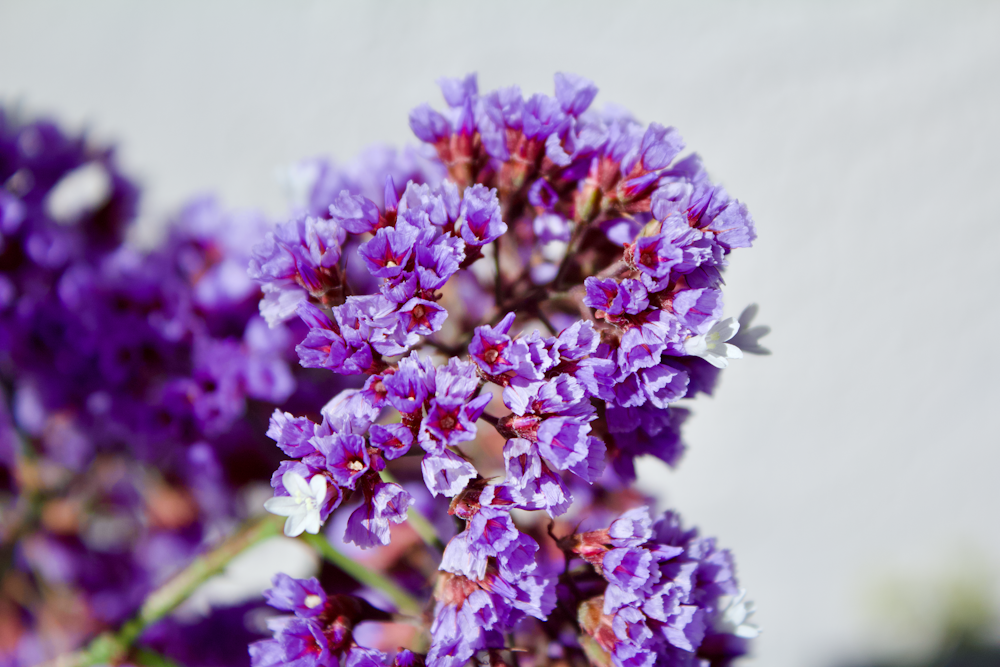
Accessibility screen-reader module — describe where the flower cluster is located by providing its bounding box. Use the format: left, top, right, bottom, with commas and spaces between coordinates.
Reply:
570, 507, 759, 667
251, 73, 767, 667
0, 110, 342, 666
250, 574, 403, 667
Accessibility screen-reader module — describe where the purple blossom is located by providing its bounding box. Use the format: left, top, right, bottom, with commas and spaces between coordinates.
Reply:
437, 73, 478, 108
421, 449, 477, 497
345, 481, 414, 548
328, 190, 381, 234
456, 184, 506, 246
359, 226, 416, 279
409, 104, 451, 144
554, 72, 598, 117
316, 432, 369, 489
235, 72, 763, 666
263, 574, 327, 618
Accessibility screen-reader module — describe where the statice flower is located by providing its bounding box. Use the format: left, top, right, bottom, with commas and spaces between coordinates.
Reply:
564, 507, 756, 666
244, 71, 770, 667
0, 108, 346, 667
250, 575, 394, 667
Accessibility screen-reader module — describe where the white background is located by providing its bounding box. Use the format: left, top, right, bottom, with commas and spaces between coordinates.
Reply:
2, 2, 999, 666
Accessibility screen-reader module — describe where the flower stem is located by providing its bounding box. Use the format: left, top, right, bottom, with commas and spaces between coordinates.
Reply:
298, 533, 423, 615
39, 514, 284, 667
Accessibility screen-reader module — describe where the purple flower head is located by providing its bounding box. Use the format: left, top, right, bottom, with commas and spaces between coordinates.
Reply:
556, 319, 601, 361
456, 184, 506, 246
400, 180, 461, 227
584, 277, 621, 313
631, 231, 683, 279
469, 312, 521, 375
437, 73, 478, 108
609, 506, 654, 547
522, 94, 567, 141
409, 104, 451, 144
554, 72, 599, 117
263, 574, 327, 618
368, 422, 414, 461
251, 617, 330, 667
631, 123, 685, 174
315, 432, 369, 489
383, 352, 436, 414
527, 178, 559, 210
421, 449, 477, 497
267, 410, 318, 458
393, 650, 424, 667
672, 287, 723, 335
359, 226, 417, 279
640, 364, 690, 408
422, 392, 491, 448
602, 547, 654, 591
345, 481, 414, 549
398, 297, 448, 336
328, 190, 381, 234
536, 416, 591, 471
236, 74, 760, 665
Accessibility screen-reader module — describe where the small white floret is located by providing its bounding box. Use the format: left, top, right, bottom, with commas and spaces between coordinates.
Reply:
683, 317, 743, 369
45, 162, 113, 224
715, 589, 761, 639
263, 471, 327, 537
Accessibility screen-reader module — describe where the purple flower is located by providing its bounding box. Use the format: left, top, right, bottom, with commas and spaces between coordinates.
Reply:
522, 94, 567, 141
359, 226, 417, 279
263, 574, 327, 618
437, 73, 478, 108
345, 481, 414, 548
421, 449, 477, 498
456, 184, 506, 246
554, 72, 598, 117
316, 432, 369, 489
383, 352, 436, 414
409, 104, 451, 144
267, 410, 318, 458
328, 190, 381, 234
468, 312, 521, 374
536, 417, 591, 470
250, 617, 330, 667
368, 423, 414, 461
397, 297, 447, 336
236, 73, 762, 666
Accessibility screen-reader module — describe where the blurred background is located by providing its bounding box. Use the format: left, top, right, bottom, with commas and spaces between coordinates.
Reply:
2, 2, 999, 666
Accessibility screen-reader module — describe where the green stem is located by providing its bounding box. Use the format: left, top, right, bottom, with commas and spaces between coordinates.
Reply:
379, 469, 444, 552
298, 533, 423, 616
40, 514, 283, 667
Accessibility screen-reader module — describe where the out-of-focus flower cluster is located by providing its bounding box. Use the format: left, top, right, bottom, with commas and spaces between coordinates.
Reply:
0, 110, 350, 666
250, 73, 767, 667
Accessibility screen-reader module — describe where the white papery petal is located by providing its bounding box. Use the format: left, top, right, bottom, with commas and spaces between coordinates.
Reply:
713, 317, 740, 342
703, 352, 730, 369
684, 335, 708, 357
308, 474, 327, 500
283, 471, 310, 497
722, 343, 743, 360
302, 510, 322, 535
285, 512, 308, 537
263, 496, 302, 516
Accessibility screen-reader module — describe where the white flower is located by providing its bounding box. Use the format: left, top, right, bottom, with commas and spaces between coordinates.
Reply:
683, 317, 743, 369
263, 471, 327, 537
715, 589, 761, 639
45, 161, 112, 224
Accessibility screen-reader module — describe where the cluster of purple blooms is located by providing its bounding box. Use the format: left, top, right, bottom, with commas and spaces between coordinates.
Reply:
0, 110, 343, 666
570, 508, 757, 667
250, 73, 766, 667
